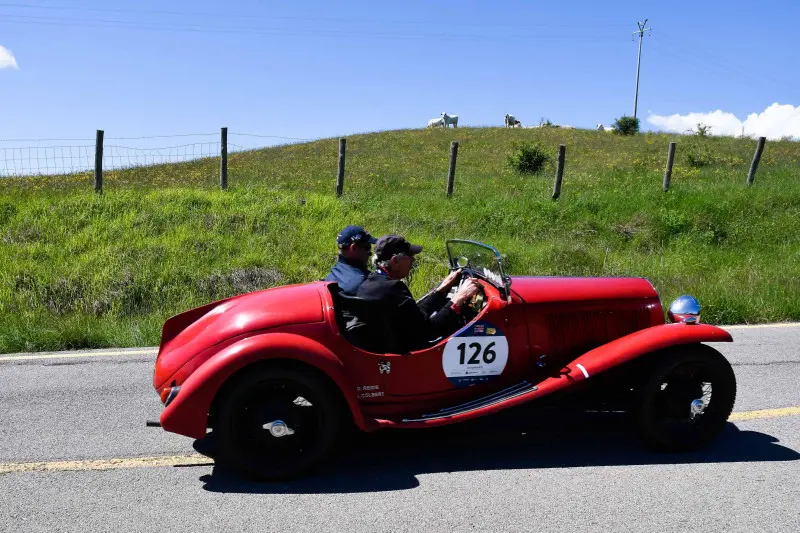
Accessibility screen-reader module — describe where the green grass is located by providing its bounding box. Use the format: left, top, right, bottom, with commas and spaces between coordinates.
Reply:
1, 127, 799, 353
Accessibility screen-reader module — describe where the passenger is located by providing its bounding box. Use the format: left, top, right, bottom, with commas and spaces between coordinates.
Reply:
353, 234, 480, 353
325, 225, 376, 295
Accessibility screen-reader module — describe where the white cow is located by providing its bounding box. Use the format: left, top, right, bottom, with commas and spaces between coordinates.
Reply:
427, 117, 445, 128
505, 114, 522, 128
596, 123, 605, 131
441, 112, 459, 128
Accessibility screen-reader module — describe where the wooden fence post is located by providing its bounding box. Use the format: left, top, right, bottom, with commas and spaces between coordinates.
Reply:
552, 144, 566, 199
663, 142, 676, 192
220, 127, 228, 189
446, 141, 459, 197
336, 138, 346, 197
94, 129, 104, 193
747, 136, 766, 185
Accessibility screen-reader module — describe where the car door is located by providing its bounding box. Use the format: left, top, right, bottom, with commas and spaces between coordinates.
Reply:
379, 284, 531, 398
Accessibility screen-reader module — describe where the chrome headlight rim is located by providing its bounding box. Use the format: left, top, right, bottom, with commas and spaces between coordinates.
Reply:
668, 294, 701, 324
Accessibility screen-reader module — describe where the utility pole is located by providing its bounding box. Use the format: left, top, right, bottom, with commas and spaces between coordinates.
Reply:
632, 19, 651, 120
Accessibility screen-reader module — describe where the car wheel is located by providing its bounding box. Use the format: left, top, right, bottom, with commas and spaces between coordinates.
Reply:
634, 344, 736, 452
215, 366, 342, 481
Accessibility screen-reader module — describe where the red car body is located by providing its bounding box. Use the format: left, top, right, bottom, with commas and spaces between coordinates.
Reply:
153, 272, 732, 441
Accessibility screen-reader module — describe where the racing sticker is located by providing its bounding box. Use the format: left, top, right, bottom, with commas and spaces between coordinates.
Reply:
442, 321, 508, 387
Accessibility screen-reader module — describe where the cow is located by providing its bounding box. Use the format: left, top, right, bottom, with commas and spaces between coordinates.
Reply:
505, 114, 522, 128
441, 112, 459, 128
427, 117, 445, 128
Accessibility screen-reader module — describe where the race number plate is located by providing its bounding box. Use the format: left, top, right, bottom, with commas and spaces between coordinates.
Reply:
442, 321, 508, 387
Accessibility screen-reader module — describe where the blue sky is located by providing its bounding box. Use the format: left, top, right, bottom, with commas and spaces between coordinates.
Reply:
1, 0, 799, 148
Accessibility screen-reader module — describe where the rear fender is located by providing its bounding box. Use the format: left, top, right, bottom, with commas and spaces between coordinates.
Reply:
560, 322, 733, 384
159, 333, 366, 439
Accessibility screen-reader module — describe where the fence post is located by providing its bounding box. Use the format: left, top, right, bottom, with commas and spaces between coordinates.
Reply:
663, 142, 676, 192
336, 138, 346, 197
220, 127, 228, 189
94, 129, 104, 193
446, 141, 459, 197
746, 136, 766, 185
552, 144, 566, 199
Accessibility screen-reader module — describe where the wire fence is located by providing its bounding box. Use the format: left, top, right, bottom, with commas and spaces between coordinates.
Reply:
1, 145, 95, 177
0, 130, 308, 180
0, 128, 774, 195
103, 142, 220, 170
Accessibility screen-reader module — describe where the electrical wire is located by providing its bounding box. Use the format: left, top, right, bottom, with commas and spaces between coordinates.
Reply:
0, 13, 626, 42
0, 2, 633, 29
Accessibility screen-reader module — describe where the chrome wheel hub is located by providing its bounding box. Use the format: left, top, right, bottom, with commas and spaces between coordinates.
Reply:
263, 420, 295, 437
690, 399, 706, 419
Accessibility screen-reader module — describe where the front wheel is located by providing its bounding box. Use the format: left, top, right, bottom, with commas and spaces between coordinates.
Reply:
634, 344, 736, 452
215, 366, 343, 481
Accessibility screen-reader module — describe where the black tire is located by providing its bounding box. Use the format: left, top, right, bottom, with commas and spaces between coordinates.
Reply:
215, 366, 343, 481
634, 344, 736, 452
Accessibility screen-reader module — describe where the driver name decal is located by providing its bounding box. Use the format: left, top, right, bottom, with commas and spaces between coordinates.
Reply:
442, 321, 508, 387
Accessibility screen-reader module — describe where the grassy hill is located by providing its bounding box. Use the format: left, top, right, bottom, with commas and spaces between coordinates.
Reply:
1, 127, 798, 353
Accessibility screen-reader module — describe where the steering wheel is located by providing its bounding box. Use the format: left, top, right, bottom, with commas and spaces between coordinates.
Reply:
452, 271, 486, 324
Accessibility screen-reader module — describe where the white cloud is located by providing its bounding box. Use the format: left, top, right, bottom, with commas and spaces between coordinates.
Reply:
0, 45, 18, 69
648, 103, 800, 140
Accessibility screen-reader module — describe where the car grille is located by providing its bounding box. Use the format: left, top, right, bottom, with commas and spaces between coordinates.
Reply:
546, 307, 653, 358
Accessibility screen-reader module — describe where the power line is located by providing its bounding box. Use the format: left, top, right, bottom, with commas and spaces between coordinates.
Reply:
0, 2, 632, 29
0, 13, 627, 42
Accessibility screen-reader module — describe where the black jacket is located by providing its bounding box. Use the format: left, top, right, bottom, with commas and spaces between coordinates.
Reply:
352, 272, 461, 353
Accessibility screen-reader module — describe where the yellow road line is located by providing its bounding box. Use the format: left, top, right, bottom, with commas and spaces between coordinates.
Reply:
728, 406, 800, 422
0, 349, 157, 362
0, 454, 211, 475
723, 322, 800, 330
0, 407, 797, 476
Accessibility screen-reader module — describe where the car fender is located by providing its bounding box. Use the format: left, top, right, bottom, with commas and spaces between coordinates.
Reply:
159, 332, 366, 439
560, 322, 733, 383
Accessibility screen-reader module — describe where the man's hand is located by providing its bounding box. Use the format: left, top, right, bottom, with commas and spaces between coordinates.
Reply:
436, 269, 463, 293
451, 279, 481, 307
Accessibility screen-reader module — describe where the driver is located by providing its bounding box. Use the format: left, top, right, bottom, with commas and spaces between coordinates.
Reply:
352, 234, 481, 353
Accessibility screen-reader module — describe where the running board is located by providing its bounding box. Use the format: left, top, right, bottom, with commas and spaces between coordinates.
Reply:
401, 381, 538, 423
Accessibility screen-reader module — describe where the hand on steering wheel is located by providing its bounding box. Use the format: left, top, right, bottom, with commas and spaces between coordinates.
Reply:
437, 268, 465, 294
452, 279, 481, 308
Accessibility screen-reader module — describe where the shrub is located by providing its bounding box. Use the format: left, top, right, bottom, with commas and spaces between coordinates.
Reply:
684, 137, 715, 168
696, 123, 712, 137
506, 142, 550, 174
613, 115, 640, 136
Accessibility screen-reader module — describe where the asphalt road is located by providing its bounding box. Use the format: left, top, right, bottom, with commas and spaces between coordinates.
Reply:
1, 325, 798, 532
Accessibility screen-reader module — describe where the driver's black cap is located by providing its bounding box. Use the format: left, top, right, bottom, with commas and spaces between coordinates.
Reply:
374, 234, 423, 262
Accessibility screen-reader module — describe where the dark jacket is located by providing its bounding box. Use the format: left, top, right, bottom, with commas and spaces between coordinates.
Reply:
352, 272, 461, 353
325, 256, 370, 295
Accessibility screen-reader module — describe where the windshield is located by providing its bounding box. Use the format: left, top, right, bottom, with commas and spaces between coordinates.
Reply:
446, 240, 507, 290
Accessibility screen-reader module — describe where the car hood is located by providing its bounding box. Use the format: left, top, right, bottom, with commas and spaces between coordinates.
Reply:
154, 283, 324, 388
509, 276, 658, 304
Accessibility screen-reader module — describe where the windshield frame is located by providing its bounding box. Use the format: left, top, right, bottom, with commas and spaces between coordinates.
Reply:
445, 239, 511, 298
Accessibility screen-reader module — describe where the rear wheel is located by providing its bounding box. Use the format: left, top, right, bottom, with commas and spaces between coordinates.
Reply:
215, 366, 342, 481
634, 344, 736, 452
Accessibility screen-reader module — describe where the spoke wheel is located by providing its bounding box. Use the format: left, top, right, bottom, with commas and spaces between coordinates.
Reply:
635, 345, 736, 452
216, 366, 342, 480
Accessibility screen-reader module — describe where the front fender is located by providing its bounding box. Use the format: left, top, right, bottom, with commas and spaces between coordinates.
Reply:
562, 322, 732, 383
159, 333, 366, 439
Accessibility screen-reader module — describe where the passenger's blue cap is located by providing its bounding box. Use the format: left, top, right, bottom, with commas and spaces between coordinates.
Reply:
336, 225, 377, 246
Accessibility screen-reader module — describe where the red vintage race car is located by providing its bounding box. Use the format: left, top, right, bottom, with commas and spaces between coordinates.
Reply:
152, 239, 736, 480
